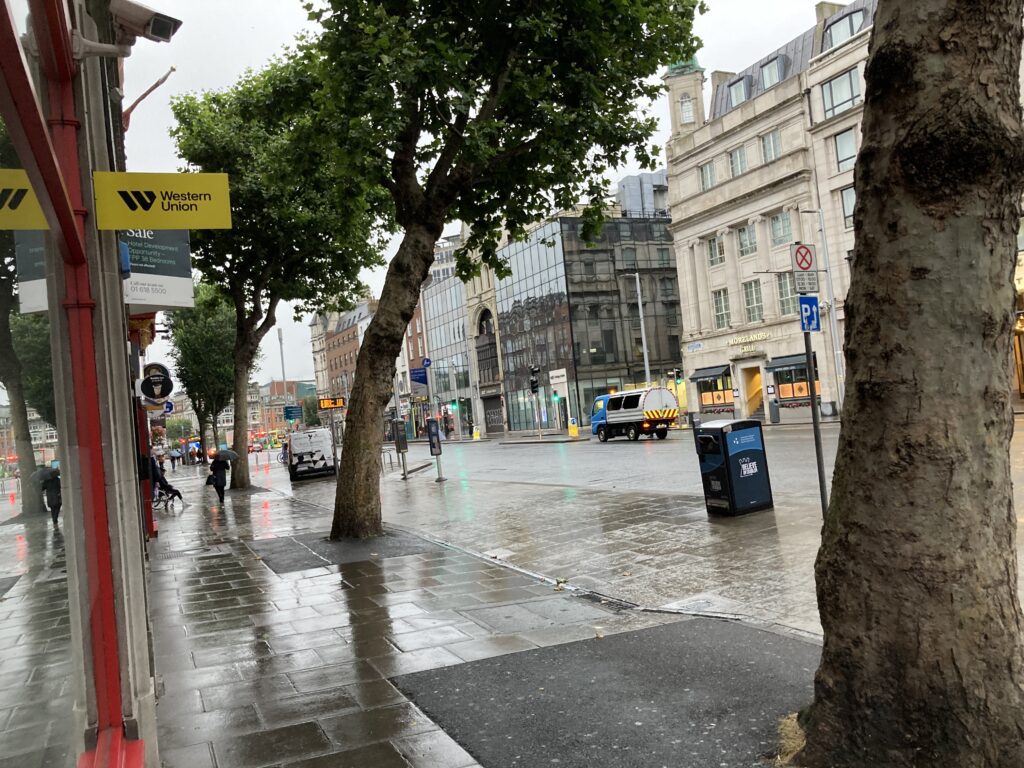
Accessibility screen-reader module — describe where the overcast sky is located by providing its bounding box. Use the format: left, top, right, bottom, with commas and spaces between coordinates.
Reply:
7, 0, 820, 397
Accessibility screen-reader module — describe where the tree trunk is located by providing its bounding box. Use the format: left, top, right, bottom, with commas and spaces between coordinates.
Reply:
197, 416, 209, 463
5, 376, 43, 515
331, 223, 441, 539
230, 357, 251, 489
797, 3, 1024, 766
211, 419, 221, 452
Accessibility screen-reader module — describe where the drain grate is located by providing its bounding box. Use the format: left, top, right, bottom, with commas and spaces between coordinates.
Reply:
154, 547, 211, 559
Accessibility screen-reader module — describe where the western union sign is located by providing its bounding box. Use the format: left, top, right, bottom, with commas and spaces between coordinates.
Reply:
93, 172, 232, 230
0, 169, 48, 230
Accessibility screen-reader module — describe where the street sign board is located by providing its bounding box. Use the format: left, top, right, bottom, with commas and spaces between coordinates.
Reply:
283, 405, 303, 421
0, 169, 48, 230
410, 367, 428, 398
799, 296, 821, 332
139, 362, 173, 401
318, 397, 346, 410
163, 401, 174, 414
422, 357, 432, 368
93, 171, 232, 230
426, 418, 443, 456
790, 243, 819, 295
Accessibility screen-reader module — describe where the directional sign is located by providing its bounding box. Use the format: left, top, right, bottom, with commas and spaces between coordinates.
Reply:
791, 242, 819, 294
283, 405, 303, 421
163, 401, 174, 415
422, 357, 432, 368
799, 296, 821, 332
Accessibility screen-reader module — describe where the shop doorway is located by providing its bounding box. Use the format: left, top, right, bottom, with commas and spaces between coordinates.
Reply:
741, 366, 764, 420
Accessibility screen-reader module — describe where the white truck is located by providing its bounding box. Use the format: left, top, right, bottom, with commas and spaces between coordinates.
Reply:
286, 427, 336, 481
590, 386, 679, 442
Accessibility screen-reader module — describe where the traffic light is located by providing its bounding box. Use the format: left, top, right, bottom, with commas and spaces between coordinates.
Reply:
451, 399, 458, 411
674, 368, 683, 385
529, 366, 540, 395
552, 392, 560, 402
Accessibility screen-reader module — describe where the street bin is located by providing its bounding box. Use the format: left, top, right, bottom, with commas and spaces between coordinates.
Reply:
693, 419, 773, 516
768, 397, 780, 424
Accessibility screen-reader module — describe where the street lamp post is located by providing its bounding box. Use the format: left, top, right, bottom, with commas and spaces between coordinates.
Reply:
800, 208, 845, 412
630, 271, 652, 386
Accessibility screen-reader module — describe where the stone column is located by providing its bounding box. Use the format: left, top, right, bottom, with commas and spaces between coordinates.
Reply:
720, 227, 739, 327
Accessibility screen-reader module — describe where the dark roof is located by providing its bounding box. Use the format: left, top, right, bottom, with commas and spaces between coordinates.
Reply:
709, 0, 877, 120
690, 364, 732, 382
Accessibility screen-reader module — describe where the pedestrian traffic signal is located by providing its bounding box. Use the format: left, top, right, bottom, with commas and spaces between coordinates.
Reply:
451, 400, 458, 411
552, 392, 560, 402
674, 368, 683, 385
529, 365, 540, 395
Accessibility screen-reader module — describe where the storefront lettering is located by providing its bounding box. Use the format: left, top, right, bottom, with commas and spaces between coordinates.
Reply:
728, 332, 770, 346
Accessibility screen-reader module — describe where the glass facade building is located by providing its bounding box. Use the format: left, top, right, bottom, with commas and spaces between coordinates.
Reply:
496, 216, 680, 431
422, 276, 474, 435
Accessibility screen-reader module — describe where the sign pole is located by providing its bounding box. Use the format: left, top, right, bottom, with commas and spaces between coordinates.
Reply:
804, 329, 828, 519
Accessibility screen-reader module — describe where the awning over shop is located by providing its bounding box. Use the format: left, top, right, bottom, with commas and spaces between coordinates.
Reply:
765, 353, 816, 372
689, 364, 731, 382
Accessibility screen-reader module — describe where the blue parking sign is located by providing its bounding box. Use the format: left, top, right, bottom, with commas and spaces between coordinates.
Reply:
799, 296, 821, 332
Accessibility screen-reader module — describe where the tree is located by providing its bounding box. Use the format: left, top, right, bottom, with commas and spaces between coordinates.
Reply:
302, 395, 321, 427
165, 417, 193, 444
794, 3, 1024, 766
166, 284, 237, 462
312, 0, 702, 538
11, 314, 56, 428
0, 124, 44, 513
170, 51, 385, 490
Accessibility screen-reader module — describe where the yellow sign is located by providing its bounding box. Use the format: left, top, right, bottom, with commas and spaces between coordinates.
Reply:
93, 172, 232, 230
319, 397, 347, 410
0, 169, 48, 230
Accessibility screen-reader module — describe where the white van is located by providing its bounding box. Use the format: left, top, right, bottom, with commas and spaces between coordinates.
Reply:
286, 427, 336, 481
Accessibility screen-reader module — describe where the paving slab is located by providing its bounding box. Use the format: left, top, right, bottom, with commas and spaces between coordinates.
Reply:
245, 529, 435, 574
394, 617, 820, 768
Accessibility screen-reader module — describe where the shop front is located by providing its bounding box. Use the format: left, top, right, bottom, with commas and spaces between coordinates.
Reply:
765, 353, 823, 424
690, 364, 735, 417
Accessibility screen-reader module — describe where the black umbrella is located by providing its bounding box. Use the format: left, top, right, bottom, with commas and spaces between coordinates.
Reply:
30, 466, 59, 484
216, 449, 240, 461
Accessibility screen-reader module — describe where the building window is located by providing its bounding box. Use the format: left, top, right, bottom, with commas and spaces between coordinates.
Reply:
761, 129, 781, 163
659, 277, 677, 296
713, 288, 731, 329
841, 186, 856, 228
777, 272, 798, 316
743, 280, 764, 323
707, 236, 725, 267
728, 79, 747, 106
737, 224, 758, 257
823, 68, 860, 119
774, 364, 821, 400
664, 303, 679, 326
657, 247, 672, 267
622, 247, 637, 269
618, 222, 632, 240
679, 94, 695, 124
583, 260, 596, 276
699, 161, 716, 191
729, 146, 748, 177
697, 373, 734, 409
835, 128, 857, 172
761, 59, 781, 89
824, 10, 865, 50
770, 212, 792, 247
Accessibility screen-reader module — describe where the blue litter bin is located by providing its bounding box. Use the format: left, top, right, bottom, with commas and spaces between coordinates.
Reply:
694, 419, 773, 516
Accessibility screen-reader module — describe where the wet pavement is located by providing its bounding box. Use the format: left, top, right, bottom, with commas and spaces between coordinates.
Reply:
2, 419, 1024, 766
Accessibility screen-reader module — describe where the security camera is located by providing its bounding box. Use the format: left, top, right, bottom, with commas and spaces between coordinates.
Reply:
110, 0, 182, 44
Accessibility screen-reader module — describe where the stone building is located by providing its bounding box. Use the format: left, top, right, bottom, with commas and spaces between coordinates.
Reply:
665, 0, 875, 422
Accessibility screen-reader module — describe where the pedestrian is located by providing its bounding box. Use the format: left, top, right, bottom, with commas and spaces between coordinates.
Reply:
208, 452, 230, 505
170, 452, 178, 471
42, 471, 61, 527
188, 448, 196, 465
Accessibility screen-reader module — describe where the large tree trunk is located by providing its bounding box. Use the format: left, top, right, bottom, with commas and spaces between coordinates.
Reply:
230, 357, 251, 489
5, 376, 43, 515
331, 223, 440, 539
797, 3, 1024, 767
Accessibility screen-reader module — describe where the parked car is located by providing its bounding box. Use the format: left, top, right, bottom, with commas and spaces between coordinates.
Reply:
248, 443, 264, 453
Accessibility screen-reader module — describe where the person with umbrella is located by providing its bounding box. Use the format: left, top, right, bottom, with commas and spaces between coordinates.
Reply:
168, 448, 181, 472
31, 466, 61, 527
208, 449, 237, 505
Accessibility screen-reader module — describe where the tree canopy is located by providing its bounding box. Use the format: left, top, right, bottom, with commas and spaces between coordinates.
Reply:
10, 314, 55, 427
166, 284, 237, 442
309, 0, 703, 274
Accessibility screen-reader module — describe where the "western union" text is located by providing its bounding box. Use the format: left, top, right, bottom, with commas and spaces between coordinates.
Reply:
160, 190, 213, 212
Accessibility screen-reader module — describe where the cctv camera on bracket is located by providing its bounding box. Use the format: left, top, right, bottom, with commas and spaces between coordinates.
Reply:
110, 0, 182, 44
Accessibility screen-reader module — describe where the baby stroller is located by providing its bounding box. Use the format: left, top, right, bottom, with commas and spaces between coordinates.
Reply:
150, 457, 184, 509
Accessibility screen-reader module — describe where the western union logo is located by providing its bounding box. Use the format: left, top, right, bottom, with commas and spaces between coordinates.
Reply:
94, 172, 231, 230
0, 169, 49, 230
